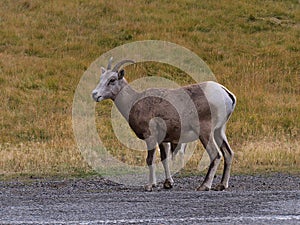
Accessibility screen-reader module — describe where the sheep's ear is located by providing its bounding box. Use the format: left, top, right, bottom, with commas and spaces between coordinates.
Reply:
118, 69, 125, 80
101, 67, 106, 74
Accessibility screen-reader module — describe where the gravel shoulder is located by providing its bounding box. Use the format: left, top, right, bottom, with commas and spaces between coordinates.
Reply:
1, 173, 299, 193
0, 173, 299, 224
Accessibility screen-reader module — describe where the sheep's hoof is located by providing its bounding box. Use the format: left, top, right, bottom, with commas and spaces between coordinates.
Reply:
144, 184, 156, 192
212, 184, 226, 191
196, 185, 210, 191
163, 179, 173, 189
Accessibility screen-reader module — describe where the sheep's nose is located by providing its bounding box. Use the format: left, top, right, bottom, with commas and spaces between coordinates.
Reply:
92, 90, 98, 98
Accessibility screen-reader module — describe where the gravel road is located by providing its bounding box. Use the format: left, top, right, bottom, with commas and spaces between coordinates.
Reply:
0, 173, 299, 224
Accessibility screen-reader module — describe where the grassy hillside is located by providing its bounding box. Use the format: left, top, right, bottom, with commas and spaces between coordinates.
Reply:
0, 0, 299, 177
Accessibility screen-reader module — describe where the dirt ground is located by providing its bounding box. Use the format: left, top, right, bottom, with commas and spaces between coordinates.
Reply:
0, 173, 299, 224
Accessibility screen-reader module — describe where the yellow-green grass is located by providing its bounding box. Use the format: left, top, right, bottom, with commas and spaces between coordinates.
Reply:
0, 0, 299, 178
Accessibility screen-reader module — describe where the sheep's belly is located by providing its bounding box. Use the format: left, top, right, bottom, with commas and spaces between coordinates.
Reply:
171, 130, 198, 144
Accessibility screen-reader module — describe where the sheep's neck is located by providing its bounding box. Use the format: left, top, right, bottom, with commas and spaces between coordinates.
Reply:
114, 82, 139, 121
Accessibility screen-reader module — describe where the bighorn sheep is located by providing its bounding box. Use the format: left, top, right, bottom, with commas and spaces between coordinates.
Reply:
92, 58, 236, 191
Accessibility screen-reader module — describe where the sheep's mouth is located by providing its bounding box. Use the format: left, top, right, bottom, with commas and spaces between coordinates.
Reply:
96, 96, 102, 102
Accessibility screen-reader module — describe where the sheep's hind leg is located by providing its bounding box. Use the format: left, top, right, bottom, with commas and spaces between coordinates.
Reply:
160, 143, 174, 189
213, 126, 234, 191
197, 133, 222, 191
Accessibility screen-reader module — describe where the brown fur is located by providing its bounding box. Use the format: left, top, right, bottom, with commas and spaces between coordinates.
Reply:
128, 83, 212, 146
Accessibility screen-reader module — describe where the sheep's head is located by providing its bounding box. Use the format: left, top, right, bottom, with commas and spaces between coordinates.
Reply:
92, 58, 134, 102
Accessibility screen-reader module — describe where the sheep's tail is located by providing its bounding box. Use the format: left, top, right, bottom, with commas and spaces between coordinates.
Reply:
221, 86, 236, 121
223, 87, 236, 109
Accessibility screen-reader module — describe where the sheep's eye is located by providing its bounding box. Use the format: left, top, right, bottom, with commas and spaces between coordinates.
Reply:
108, 78, 116, 85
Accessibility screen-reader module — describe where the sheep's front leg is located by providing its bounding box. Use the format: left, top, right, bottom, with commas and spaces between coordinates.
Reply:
160, 143, 174, 189
145, 148, 156, 191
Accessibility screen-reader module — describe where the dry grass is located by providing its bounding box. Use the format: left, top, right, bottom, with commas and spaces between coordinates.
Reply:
0, 142, 88, 177
0, 0, 299, 178
234, 138, 300, 174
